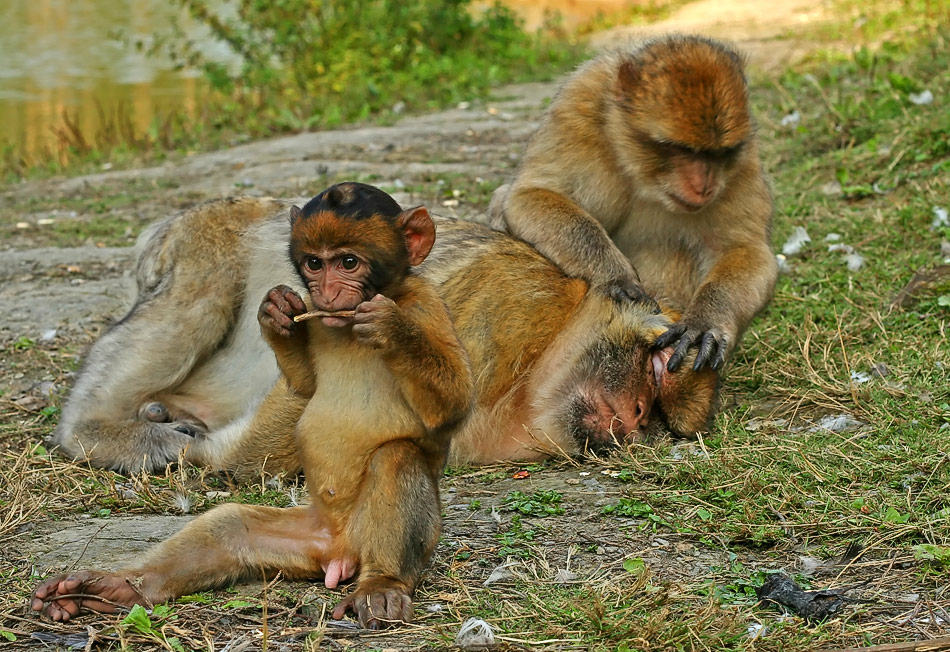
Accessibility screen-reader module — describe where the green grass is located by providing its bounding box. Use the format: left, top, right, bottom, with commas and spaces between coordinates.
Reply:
503, 489, 566, 517
440, 4, 950, 648
714, 0, 950, 558
0, 0, 588, 182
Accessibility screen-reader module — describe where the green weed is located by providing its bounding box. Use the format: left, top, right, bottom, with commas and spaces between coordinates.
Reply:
503, 489, 565, 516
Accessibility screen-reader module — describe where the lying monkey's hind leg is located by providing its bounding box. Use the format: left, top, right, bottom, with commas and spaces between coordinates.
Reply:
52, 299, 231, 472
31, 571, 148, 622
63, 419, 204, 474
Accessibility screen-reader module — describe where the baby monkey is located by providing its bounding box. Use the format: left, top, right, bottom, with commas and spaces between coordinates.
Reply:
32, 183, 474, 629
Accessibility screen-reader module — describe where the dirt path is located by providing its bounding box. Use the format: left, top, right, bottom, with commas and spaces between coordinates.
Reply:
596, 0, 831, 72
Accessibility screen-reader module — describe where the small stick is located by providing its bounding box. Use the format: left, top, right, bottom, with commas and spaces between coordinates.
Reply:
293, 309, 356, 323
820, 638, 950, 652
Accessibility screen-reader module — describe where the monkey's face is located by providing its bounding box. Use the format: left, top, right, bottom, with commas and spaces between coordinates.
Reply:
615, 38, 752, 214
638, 142, 742, 214
298, 247, 372, 325
557, 301, 670, 454
291, 213, 409, 327
565, 338, 657, 454
556, 298, 720, 452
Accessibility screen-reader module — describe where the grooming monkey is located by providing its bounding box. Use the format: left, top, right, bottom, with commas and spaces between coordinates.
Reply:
48, 189, 718, 478
33, 183, 473, 629
490, 34, 777, 372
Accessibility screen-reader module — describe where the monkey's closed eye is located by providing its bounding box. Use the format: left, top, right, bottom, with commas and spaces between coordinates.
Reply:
306, 257, 323, 271
668, 143, 697, 156
341, 255, 359, 271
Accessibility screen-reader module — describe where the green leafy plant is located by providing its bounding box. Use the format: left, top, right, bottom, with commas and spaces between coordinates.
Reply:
162, 0, 584, 132
497, 514, 536, 558
503, 489, 565, 517
914, 543, 950, 575
12, 336, 35, 351
121, 604, 184, 651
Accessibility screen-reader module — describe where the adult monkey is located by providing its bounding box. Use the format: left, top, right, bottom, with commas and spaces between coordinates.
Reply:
34, 183, 474, 628
490, 35, 778, 372
49, 189, 720, 479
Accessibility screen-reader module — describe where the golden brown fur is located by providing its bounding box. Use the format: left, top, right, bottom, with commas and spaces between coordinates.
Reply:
50, 193, 720, 477
490, 34, 777, 373
35, 190, 721, 627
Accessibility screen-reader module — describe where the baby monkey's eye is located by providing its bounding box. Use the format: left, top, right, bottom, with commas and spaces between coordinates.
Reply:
341, 255, 359, 271
306, 257, 322, 271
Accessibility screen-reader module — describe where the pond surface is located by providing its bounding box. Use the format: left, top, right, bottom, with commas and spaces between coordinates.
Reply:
0, 0, 234, 163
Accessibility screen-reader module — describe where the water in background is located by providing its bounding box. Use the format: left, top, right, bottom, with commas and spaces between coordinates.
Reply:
0, 0, 236, 162
0, 0, 639, 163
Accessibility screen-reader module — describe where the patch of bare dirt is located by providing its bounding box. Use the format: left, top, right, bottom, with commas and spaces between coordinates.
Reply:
594, 0, 836, 73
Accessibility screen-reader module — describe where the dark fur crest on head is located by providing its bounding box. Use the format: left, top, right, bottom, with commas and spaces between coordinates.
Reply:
293, 182, 403, 224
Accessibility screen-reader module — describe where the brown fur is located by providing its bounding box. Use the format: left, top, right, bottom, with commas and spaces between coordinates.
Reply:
35, 187, 474, 630
490, 34, 777, 373
51, 197, 291, 472
36, 191, 722, 625
49, 194, 722, 478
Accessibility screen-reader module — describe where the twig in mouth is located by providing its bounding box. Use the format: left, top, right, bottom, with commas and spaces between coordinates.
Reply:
293, 309, 356, 323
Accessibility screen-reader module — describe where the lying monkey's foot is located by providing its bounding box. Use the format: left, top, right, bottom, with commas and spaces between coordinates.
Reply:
332, 579, 412, 629
136, 402, 208, 439
322, 558, 357, 589
31, 571, 148, 622
127, 421, 205, 472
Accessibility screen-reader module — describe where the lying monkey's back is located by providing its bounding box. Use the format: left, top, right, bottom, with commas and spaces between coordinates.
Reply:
421, 217, 588, 404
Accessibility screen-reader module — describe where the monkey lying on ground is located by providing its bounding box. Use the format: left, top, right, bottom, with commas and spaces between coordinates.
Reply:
49, 188, 719, 479
490, 34, 777, 373
33, 183, 474, 629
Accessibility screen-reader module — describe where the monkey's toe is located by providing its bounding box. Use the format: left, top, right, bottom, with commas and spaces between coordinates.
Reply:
332, 585, 412, 630
32, 572, 128, 621
361, 589, 411, 629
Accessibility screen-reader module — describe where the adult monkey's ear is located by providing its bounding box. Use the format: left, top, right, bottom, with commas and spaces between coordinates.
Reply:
616, 59, 641, 99
654, 352, 720, 434
397, 206, 436, 266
